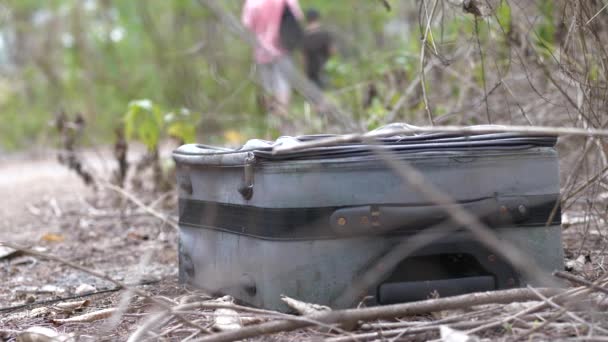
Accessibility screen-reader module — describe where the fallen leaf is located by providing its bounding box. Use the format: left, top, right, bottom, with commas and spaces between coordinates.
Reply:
212, 308, 242, 331
127, 231, 149, 241
208, 295, 235, 304
40, 233, 64, 243
52, 308, 116, 324
74, 284, 96, 296
39, 285, 66, 294
16, 326, 72, 342
440, 325, 478, 342
47, 198, 62, 218
12, 256, 37, 266
565, 255, 587, 273
26, 204, 42, 216
29, 307, 51, 318
54, 300, 90, 313
280, 295, 331, 316
0, 246, 20, 260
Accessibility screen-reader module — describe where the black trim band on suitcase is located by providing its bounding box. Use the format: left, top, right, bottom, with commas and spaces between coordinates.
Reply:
178, 195, 561, 240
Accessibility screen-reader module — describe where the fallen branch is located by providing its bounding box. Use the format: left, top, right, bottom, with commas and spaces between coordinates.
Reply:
192, 288, 563, 342
466, 273, 608, 335
280, 295, 331, 316
272, 125, 608, 154
52, 308, 117, 324
526, 285, 608, 334
0, 242, 206, 334
139, 300, 354, 339
0, 280, 158, 314
554, 271, 608, 297
332, 307, 501, 342
53, 300, 90, 313
128, 298, 287, 341
512, 307, 568, 342
325, 319, 491, 342
128, 312, 173, 342
361, 305, 497, 331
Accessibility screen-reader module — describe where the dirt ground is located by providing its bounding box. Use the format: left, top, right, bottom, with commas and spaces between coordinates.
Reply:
0, 147, 606, 341
0, 150, 181, 340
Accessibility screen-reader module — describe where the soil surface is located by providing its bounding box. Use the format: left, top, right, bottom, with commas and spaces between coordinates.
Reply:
0, 152, 88, 241
0, 147, 606, 341
0, 149, 180, 340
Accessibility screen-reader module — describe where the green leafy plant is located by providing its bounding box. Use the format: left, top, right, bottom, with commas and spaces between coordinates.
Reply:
165, 108, 197, 144
123, 99, 196, 149
124, 99, 164, 150
123, 99, 197, 191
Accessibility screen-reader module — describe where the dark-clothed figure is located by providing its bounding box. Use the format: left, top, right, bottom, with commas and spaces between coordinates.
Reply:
302, 9, 334, 89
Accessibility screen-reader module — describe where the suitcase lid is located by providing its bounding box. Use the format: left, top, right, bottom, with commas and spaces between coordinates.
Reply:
173, 124, 557, 166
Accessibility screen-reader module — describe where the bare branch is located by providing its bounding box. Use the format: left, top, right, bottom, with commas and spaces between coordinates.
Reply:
419, 0, 440, 125
100, 182, 178, 230
272, 125, 608, 155
192, 288, 564, 342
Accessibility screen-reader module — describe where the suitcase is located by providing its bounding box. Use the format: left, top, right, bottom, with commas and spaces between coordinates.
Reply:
173, 126, 563, 311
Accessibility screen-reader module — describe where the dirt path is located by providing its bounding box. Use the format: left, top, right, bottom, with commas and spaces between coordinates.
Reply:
0, 152, 90, 242
0, 150, 177, 319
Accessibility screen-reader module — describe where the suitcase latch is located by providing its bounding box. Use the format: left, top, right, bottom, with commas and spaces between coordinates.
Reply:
238, 153, 255, 200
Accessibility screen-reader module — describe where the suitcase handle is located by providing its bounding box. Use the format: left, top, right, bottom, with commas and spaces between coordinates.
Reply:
329, 197, 529, 233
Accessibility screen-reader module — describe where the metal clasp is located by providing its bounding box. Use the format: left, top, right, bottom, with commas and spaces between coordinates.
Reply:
238, 153, 255, 200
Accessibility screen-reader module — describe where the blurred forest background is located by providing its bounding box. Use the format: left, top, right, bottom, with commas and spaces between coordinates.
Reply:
3, 1, 608, 339
2, 0, 605, 152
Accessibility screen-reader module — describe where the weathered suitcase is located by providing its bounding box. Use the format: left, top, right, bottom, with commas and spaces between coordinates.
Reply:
173, 126, 563, 311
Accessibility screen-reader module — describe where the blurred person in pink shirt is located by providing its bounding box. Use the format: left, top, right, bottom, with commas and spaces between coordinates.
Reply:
242, 0, 303, 132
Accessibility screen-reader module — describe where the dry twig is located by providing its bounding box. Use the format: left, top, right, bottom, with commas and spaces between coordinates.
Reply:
272, 125, 608, 155
192, 288, 563, 342
280, 295, 331, 316
554, 271, 608, 296
419, 0, 440, 125
52, 308, 117, 324
100, 182, 178, 230
0, 242, 208, 335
